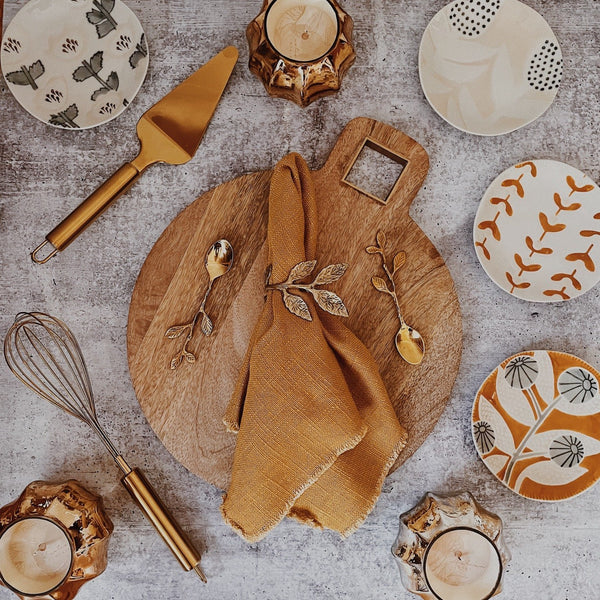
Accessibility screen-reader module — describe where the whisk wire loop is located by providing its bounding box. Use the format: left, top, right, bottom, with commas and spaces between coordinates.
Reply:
4, 312, 121, 462
4, 311, 205, 579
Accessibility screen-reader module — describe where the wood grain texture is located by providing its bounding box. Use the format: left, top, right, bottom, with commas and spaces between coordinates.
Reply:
127, 117, 462, 489
2, 1, 600, 598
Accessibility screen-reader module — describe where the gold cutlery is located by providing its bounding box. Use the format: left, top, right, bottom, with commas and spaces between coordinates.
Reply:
165, 239, 234, 369
367, 231, 425, 365
31, 46, 239, 263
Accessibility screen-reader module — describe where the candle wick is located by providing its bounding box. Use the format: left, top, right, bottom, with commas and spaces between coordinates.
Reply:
37, 543, 47, 552
455, 551, 463, 561
302, 31, 310, 40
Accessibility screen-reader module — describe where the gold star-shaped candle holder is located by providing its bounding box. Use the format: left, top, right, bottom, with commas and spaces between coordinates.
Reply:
247, 0, 356, 107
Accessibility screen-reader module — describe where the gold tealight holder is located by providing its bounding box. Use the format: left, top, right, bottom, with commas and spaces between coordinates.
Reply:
392, 492, 511, 600
0, 480, 113, 600
247, 0, 356, 107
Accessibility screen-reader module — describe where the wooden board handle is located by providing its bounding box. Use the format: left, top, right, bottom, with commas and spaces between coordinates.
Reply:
321, 117, 430, 215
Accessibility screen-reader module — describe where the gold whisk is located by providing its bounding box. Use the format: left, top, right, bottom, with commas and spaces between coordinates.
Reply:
4, 312, 207, 582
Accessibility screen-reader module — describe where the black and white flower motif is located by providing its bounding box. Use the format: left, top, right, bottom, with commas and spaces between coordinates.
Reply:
3, 37, 22, 54
504, 355, 539, 389
473, 421, 495, 454
558, 368, 599, 404
550, 435, 585, 468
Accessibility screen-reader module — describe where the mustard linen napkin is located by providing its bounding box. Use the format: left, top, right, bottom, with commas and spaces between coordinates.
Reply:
221, 153, 407, 542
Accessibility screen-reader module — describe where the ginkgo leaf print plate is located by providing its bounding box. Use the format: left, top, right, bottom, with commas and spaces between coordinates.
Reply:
419, 0, 562, 136
472, 351, 600, 502
1, 0, 148, 129
474, 160, 600, 302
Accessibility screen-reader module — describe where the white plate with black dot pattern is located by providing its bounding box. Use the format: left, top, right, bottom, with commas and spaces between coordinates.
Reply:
419, 0, 563, 136
1, 0, 148, 129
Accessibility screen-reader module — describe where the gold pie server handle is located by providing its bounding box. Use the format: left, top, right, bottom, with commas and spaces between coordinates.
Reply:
121, 466, 207, 582
31, 162, 144, 264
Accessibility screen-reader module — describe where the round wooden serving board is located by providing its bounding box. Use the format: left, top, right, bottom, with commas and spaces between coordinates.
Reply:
127, 118, 463, 490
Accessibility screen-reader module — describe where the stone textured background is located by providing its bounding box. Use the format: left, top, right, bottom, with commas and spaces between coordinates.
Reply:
1, 1, 599, 599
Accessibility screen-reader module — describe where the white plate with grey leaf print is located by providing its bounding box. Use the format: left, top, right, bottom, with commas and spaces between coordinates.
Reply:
1, 0, 148, 129
419, 0, 563, 135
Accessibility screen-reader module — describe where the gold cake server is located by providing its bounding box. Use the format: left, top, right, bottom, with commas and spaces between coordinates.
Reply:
31, 45, 239, 264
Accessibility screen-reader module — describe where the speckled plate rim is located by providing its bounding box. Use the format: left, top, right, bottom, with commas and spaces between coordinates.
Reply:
1, 0, 149, 130
472, 159, 600, 304
418, 0, 562, 137
472, 350, 600, 502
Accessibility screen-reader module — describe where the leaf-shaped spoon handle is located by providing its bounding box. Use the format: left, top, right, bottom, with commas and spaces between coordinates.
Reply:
367, 232, 425, 365
165, 239, 234, 369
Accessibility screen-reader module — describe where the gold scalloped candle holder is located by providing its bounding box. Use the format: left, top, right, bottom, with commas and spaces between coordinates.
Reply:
247, 0, 356, 107
392, 492, 511, 600
0, 480, 113, 600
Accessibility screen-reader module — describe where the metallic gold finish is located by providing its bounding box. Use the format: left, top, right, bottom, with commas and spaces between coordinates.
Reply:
165, 239, 234, 369
3, 312, 207, 581
392, 492, 511, 600
367, 232, 425, 365
0, 480, 113, 600
31, 46, 239, 264
266, 260, 349, 321
121, 469, 206, 582
246, 0, 355, 107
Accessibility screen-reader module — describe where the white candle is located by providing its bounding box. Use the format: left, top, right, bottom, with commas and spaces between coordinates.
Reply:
0, 517, 73, 596
265, 0, 339, 62
424, 528, 502, 600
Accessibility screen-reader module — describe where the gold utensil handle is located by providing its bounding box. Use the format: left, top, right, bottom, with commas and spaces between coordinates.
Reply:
121, 467, 207, 582
31, 162, 141, 264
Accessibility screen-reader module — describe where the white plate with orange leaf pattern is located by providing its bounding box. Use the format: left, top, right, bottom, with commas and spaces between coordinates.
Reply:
474, 160, 600, 302
472, 350, 600, 502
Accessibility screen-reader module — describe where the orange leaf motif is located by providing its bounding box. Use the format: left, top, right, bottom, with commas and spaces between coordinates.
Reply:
525, 236, 552, 255
539, 212, 566, 235
516, 161, 538, 177
567, 175, 595, 195
478, 220, 501, 241
502, 178, 524, 198
553, 192, 581, 213
505, 271, 531, 290
543, 289, 571, 300
475, 240, 490, 260
551, 272, 582, 291
581, 230, 600, 238
490, 196, 513, 216
514, 253, 541, 272
566, 246, 596, 272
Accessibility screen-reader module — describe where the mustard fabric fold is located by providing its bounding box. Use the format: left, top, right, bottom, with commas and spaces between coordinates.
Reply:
221, 153, 407, 542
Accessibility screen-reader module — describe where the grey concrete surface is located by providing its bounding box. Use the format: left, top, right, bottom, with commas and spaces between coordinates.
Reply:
1, 1, 599, 599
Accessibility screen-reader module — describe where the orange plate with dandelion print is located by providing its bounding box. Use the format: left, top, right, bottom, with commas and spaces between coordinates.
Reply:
472, 350, 600, 502
474, 160, 600, 302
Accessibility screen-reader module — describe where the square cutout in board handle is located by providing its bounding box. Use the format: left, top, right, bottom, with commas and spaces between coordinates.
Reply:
342, 138, 409, 205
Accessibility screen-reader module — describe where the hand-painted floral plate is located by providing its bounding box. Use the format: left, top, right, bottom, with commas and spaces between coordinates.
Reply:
472, 351, 600, 502
419, 0, 562, 136
474, 160, 600, 302
1, 0, 148, 129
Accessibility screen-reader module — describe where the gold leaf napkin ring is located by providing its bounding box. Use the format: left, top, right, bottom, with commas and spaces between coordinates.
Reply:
266, 260, 349, 321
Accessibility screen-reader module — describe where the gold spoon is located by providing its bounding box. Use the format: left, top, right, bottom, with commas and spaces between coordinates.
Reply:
395, 316, 425, 366
166, 239, 234, 369
367, 232, 425, 366
378, 269, 425, 365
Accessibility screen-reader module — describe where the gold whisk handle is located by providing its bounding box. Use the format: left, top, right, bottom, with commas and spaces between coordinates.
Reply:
120, 467, 207, 582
